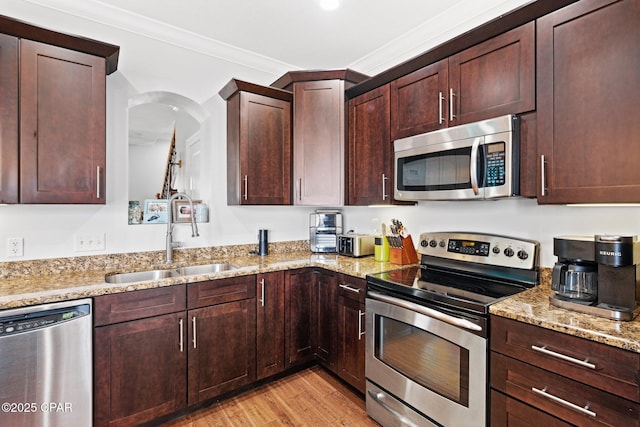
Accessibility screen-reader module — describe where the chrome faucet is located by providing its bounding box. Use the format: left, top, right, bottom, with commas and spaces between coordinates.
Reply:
166, 193, 199, 264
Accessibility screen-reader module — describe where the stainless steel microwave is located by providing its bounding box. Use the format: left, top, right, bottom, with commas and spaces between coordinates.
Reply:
394, 114, 520, 201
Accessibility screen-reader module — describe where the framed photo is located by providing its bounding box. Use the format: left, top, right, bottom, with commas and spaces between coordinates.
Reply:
143, 199, 169, 224
172, 199, 201, 223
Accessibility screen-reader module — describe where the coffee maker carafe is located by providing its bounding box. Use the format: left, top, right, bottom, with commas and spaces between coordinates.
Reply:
550, 235, 640, 321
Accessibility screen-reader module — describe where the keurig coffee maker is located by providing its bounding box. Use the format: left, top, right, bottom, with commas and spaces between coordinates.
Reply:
550, 235, 640, 320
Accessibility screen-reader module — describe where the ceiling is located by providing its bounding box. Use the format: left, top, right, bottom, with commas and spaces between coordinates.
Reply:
50, 0, 470, 70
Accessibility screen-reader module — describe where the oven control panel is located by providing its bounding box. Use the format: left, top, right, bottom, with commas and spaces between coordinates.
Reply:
418, 231, 539, 270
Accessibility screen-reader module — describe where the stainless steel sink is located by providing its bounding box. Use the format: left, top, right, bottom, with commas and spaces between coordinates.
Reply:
105, 263, 238, 284
105, 269, 179, 284
176, 263, 238, 276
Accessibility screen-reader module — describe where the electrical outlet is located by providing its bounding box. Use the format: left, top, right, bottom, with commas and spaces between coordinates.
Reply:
7, 237, 24, 257
74, 233, 106, 252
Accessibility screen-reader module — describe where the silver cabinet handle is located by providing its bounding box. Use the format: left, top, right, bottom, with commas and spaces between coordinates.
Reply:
243, 175, 248, 200
470, 137, 480, 195
96, 166, 101, 199
339, 284, 361, 294
358, 310, 365, 340
531, 345, 596, 369
369, 291, 482, 332
297, 178, 302, 201
192, 316, 197, 349
179, 318, 184, 352
449, 88, 456, 122
438, 91, 444, 125
540, 155, 547, 196
382, 173, 388, 201
532, 387, 596, 418
260, 278, 265, 307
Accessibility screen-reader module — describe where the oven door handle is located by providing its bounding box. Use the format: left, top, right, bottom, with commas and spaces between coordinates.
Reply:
368, 291, 482, 332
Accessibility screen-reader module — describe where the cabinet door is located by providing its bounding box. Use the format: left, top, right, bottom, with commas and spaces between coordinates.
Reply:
187, 299, 256, 405
19, 40, 106, 203
315, 270, 338, 372
285, 269, 317, 367
347, 84, 393, 205
390, 59, 449, 140
94, 313, 187, 427
233, 91, 291, 205
338, 297, 366, 393
536, 0, 640, 203
293, 80, 344, 206
256, 271, 286, 380
449, 22, 535, 125
0, 34, 18, 204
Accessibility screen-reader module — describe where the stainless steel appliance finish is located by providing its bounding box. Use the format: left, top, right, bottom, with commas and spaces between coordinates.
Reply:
0, 299, 93, 427
394, 114, 520, 201
309, 209, 342, 253
366, 232, 539, 427
550, 235, 640, 320
337, 233, 375, 257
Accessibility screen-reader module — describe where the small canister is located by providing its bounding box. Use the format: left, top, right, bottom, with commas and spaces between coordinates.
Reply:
374, 236, 390, 262
258, 229, 269, 256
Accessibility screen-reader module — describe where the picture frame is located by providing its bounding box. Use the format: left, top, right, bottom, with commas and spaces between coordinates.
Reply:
172, 199, 201, 223
143, 199, 169, 224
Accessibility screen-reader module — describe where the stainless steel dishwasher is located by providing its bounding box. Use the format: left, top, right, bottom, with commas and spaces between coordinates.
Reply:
0, 299, 92, 427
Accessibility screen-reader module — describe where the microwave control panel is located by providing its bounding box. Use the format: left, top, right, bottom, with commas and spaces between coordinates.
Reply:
484, 142, 506, 187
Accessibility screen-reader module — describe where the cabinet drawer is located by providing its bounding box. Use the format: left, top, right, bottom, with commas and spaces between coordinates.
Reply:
337, 273, 366, 303
188, 275, 256, 308
491, 316, 640, 403
94, 285, 186, 326
491, 352, 639, 427
490, 389, 572, 427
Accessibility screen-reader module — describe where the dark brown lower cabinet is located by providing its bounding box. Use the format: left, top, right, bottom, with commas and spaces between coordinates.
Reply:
187, 299, 256, 405
285, 268, 317, 367
315, 270, 338, 372
94, 312, 187, 427
337, 274, 366, 393
94, 277, 256, 426
490, 315, 640, 427
256, 271, 286, 380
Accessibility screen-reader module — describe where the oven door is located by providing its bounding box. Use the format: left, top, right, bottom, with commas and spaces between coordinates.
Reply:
366, 292, 487, 427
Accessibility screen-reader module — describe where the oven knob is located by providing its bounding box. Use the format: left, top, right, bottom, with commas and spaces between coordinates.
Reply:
429, 240, 437, 248
420, 239, 428, 247
492, 246, 500, 254
439, 240, 445, 248
504, 247, 514, 257
517, 250, 529, 260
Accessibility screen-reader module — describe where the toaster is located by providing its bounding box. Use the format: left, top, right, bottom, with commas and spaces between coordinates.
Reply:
337, 233, 375, 257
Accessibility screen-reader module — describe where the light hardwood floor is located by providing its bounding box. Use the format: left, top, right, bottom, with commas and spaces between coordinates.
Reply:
162, 366, 381, 426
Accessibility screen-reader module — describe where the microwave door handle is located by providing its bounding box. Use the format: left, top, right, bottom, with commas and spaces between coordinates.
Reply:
470, 138, 481, 195
368, 291, 482, 332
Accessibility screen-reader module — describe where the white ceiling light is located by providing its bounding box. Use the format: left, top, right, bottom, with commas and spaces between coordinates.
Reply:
319, 0, 341, 11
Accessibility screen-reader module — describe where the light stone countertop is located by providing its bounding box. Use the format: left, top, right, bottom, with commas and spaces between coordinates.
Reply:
490, 273, 640, 353
2, 244, 638, 354
0, 249, 413, 310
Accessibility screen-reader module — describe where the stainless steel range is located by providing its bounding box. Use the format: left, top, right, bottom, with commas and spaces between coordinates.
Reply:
365, 231, 539, 427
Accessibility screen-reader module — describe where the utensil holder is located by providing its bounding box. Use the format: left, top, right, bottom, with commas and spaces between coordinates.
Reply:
388, 235, 418, 265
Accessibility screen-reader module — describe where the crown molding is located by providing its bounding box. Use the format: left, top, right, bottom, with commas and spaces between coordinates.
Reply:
21, 0, 300, 76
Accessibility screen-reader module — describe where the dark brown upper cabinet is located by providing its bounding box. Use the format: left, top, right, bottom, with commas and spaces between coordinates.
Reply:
536, 0, 640, 204
0, 34, 18, 204
0, 16, 118, 204
389, 22, 535, 141
20, 40, 107, 203
220, 79, 293, 205
347, 84, 394, 205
